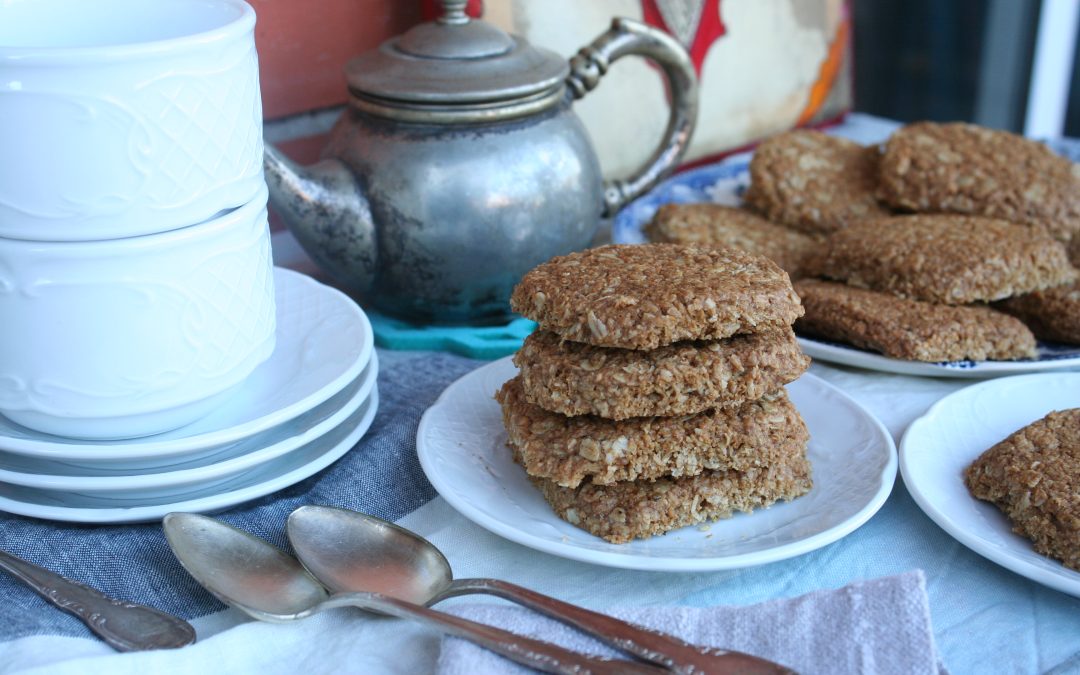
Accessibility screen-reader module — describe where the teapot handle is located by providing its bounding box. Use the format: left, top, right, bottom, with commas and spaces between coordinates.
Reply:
568, 17, 698, 217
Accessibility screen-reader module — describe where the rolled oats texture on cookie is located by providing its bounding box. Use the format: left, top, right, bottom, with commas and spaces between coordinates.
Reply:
514, 328, 809, 419
816, 214, 1076, 304
794, 279, 1038, 362
995, 281, 1080, 345
878, 121, 1080, 243
526, 444, 813, 544
509, 243, 804, 350
965, 408, 1080, 571
497, 376, 809, 489
743, 129, 890, 236
643, 202, 820, 279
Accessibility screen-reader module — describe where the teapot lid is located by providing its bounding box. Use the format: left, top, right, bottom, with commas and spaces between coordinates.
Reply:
345, 0, 569, 123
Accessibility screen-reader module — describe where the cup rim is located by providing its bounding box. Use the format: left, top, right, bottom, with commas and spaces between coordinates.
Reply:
0, 183, 268, 251
0, 0, 255, 63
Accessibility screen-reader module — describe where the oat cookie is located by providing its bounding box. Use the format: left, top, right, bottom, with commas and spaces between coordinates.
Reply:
794, 279, 1037, 361
817, 215, 1076, 304
965, 408, 1080, 571
510, 243, 804, 350
514, 328, 809, 419
643, 203, 819, 279
878, 122, 1080, 243
497, 376, 809, 488
996, 281, 1080, 345
743, 130, 889, 236
1069, 237, 1080, 268
527, 445, 813, 544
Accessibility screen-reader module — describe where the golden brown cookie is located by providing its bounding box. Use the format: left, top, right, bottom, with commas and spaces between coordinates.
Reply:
497, 376, 808, 488
816, 215, 1076, 304
965, 408, 1080, 571
514, 328, 809, 419
794, 279, 1037, 362
995, 281, 1080, 345
525, 443, 813, 544
643, 203, 819, 279
510, 243, 804, 350
878, 122, 1080, 243
743, 130, 889, 236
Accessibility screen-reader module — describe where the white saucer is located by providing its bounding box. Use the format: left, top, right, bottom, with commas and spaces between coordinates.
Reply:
0, 351, 376, 478
0, 352, 377, 492
417, 357, 896, 572
0, 388, 379, 523
900, 373, 1080, 597
0, 267, 373, 468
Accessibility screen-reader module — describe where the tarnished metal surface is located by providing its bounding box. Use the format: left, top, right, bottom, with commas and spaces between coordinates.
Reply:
264, 1, 697, 323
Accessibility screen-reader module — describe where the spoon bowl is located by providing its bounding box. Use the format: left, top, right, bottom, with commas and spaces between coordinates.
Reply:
162, 512, 662, 675
287, 505, 794, 675
285, 505, 453, 606
163, 512, 327, 620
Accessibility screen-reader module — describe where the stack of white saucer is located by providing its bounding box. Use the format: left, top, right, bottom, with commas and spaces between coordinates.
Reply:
0, 0, 379, 520
0, 268, 378, 523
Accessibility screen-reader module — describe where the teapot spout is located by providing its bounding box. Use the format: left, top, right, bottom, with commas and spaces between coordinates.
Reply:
264, 144, 377, 295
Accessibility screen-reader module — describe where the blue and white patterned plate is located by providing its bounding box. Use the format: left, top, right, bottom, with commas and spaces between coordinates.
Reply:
612, 155, 1080, 379
613, 153, 752, 245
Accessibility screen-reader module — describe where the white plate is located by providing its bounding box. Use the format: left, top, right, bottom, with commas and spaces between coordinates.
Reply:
613, 156, 1080, 378
900, 373, 1080, 597
417, 357, 896, 571
0, 388, 378, 523
0, 353, 377, 492
0, 267, 373, 467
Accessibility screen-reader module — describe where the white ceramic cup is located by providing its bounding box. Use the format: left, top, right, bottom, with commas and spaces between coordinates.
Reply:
0, 185, 277, 440
0, 0, 264, 241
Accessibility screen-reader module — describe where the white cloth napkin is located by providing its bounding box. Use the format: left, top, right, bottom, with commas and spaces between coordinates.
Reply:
437, 570, 942, 675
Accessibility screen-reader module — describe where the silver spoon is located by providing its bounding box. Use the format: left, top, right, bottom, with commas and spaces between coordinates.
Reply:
162, 512, 664, 675
286, 505, 795, 675
0, 548, 195, 651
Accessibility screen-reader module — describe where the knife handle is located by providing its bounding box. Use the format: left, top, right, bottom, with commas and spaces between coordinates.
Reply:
0, 548, 195, 651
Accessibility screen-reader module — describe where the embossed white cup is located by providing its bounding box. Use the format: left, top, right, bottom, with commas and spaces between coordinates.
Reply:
0, 0, 263, 241
0, 185, 276, 440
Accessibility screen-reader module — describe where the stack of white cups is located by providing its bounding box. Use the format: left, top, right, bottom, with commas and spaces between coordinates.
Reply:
0, 0, 275, 440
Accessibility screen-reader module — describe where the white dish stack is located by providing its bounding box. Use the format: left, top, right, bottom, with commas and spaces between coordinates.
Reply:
0, 1, 377, 519
0, 269, 378, 523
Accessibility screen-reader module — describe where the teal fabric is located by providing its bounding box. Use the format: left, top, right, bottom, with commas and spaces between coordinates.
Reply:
368, 312, 536, 360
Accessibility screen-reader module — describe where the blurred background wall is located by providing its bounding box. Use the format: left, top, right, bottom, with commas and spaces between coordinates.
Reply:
853, 0, 1080, 138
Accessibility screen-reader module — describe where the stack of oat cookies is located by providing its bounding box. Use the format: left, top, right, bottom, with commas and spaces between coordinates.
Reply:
794, 214, 1076, 362
496, 243, 813, 544
650, 123, 1080, 360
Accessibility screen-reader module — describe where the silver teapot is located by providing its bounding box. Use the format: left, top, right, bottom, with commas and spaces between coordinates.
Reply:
265, 0, 697, 323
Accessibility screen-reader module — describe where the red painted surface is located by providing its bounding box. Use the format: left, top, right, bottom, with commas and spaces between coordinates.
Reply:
639, 0, 727, 76
252, 0, 422, 120
420, 0, 483, 21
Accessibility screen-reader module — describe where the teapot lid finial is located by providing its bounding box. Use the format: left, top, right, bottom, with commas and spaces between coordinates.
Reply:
344, 2, 568, 124
438, 0, 469, 26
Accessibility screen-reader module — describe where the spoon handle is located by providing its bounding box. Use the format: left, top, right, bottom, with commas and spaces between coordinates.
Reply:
445, 578, 795, 675
322, 591, 665, 675
0, 549, 196, 652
